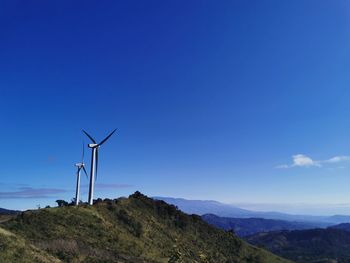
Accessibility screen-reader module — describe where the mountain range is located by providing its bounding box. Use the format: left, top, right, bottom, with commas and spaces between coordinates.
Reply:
155, 197, 350, 225
202, 214, 324, 237
0, 192, 289, 263
152, 197, 350, 262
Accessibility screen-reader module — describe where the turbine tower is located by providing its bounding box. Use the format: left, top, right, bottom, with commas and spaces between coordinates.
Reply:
74, 143, 88, 206
83, 129, 117, 205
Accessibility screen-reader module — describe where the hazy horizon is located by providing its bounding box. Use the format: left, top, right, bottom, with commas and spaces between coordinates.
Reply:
5, 192, 350, 216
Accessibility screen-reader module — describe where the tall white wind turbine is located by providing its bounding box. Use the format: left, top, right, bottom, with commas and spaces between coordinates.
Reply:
83, 129, 117, 205
74, 143, 88, 205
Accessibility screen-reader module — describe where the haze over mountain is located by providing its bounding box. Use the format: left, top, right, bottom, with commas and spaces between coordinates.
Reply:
156, 197, 350, 225
202, 214, 325, 237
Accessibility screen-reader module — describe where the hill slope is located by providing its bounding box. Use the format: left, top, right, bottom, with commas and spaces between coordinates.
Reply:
246, 228, 350, 263
202, 214, 320, 237
0, 226, 60, 263
1, 192, 290, 263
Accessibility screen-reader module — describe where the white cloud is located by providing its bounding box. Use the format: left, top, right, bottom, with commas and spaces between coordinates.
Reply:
276, 154, 350, 169
292, 154, 320, 167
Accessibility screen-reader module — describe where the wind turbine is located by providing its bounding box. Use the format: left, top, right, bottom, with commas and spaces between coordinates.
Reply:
74, 143, 88, 206
83, 129, 117, 205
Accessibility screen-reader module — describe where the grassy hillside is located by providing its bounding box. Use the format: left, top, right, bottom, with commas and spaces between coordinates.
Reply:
0, 192, 290, 263
0, 226, 60, 263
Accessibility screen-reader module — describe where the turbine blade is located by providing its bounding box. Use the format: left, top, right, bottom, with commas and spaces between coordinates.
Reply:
82, 141, 85, 163
95, 149, 99, 181
82, 130, 97, 144
98, 129, 117, 146
82, 166, 88, 178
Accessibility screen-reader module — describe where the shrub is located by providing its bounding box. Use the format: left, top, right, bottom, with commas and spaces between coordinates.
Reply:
56, 200, 68, 207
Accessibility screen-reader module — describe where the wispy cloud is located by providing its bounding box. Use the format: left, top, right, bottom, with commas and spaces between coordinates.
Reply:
0, 187, 67, 199
276, 154, 350, 169
324, 156, 350, 163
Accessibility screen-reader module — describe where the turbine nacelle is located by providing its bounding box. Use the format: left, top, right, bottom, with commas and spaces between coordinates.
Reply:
75, 163, 84, 168
88, 143, 99, 148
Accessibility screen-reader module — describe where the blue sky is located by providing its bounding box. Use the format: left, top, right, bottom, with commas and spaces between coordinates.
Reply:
1, 1, 350, 214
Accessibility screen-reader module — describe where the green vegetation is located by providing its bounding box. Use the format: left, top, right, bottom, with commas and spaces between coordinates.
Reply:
0, 226, 60, 262
1, 192, 290, 262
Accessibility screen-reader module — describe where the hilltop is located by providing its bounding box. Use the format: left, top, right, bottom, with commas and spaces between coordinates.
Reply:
0, 192, 290, 263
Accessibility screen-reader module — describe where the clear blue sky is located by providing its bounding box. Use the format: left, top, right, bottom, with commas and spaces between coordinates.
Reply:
1, 1, 350, 214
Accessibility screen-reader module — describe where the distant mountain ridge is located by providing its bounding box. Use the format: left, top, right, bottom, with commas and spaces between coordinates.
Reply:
202, 214, 323, 237
155, 197, 350, 224
0, 208, 20, 215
